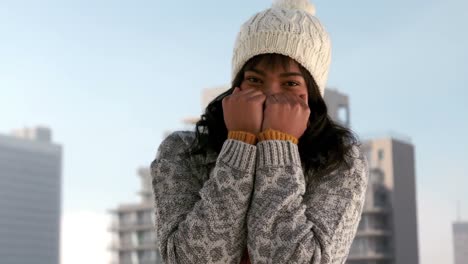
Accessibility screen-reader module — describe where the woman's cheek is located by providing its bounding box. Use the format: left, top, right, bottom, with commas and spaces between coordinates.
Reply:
240, 83, 258, 91
298, 87, 308, 101
239, 82, 248, 91
291, 89, 307, 99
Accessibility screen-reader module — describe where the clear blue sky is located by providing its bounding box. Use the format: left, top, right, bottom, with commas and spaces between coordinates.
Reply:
1, 0, 467, 263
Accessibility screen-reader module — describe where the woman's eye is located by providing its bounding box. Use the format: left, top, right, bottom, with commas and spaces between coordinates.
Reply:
246, 77, 261, 83
285, 81, 299, 87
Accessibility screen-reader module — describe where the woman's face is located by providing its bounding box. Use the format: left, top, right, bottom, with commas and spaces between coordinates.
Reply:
239, 57, 308, 102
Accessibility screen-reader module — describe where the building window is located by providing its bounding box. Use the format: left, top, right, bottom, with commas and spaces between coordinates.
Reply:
119, 252, 132, 263
119, 212, 135, 226
120, 231, 133, 246
374, 237, 390, 254
369, 214, 388, 230
138, 250, 156, 262
137, 230, 154, 245
370, 168, 385, 185
374, 187, 389, 208
137, 231, 145, 245
378, 149, 384, 161
137, 210, 153, 225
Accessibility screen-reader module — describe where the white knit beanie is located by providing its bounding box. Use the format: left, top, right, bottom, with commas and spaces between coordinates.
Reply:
231, 0, 331, 97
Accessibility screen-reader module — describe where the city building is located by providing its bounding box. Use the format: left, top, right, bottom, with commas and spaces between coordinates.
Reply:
108, 168, 162, 264
0, 126, 62, 264
346, 137, 420, 264
453, 220, 468, 264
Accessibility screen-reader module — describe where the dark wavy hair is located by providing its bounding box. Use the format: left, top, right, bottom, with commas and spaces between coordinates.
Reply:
188, 53, 359, 178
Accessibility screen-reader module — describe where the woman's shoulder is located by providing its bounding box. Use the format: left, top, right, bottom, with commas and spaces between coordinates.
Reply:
154, 130, 216, 166
347, 143, 369, 174
156, 130, 196, 156
163, 130, 196, 145
163, 130, 195, 142
307, 143, 369, 184
335, 143, 369, 190
152, 130, 214, 184
305, 143, 369, 201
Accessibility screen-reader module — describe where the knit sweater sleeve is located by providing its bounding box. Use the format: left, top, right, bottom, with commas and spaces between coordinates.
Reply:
247, 140, 369, 263
150, 131, 256, 264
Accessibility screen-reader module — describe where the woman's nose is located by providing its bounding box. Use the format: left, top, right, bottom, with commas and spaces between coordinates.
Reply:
262, 83, 281, 96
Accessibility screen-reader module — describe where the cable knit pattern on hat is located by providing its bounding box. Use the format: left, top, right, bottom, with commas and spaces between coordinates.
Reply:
151, 131, 369, 263
232, 0, 331, 97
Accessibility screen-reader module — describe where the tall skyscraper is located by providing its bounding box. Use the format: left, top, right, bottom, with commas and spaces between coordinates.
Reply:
109, 168, 162, 264
453, 221, 468, 264
0, 126, 62, 264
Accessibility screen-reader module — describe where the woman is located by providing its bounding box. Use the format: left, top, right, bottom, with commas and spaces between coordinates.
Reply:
151, 0, 369, 263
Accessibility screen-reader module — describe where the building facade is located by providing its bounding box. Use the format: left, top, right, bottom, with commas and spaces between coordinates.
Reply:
453, 221, 468, 264
0, 126, 62, 264
346, 137, 420, 264
109, 168, 162, 264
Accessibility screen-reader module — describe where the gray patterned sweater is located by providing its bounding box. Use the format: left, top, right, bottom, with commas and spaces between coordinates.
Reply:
151, 131, 369, 264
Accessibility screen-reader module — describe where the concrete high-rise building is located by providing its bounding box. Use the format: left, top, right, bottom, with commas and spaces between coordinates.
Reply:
346, 137, 420, 264
453, 221, 468, 264
108, 168, 162, 264
0, 126, 62, 264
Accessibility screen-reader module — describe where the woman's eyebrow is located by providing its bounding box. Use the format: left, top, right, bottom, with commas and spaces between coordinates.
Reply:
247, 68, 266, 76
279, 72, 303, 77
247, 68, 303, 78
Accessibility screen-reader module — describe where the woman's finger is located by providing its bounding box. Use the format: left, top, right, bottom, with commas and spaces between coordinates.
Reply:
284, 92, 308, 108
247, 93, 267, 103
265, 94, 276, 104
282, 92, 296, 106
273, 93, 286, 104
